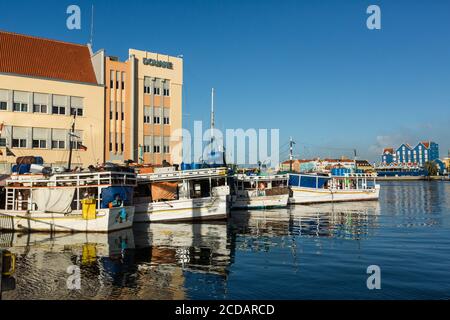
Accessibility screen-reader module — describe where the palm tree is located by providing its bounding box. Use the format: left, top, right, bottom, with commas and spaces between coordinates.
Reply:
424, 161, 438, 176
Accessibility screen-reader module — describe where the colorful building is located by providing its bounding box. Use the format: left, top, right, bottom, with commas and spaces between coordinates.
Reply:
381, 141, 440, 167
0, 30, 183, 173
0, 31, 105, 172
103, 50, 183, 165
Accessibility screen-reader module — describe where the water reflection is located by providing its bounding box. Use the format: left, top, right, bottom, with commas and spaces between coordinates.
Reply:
0, 201, 385, 300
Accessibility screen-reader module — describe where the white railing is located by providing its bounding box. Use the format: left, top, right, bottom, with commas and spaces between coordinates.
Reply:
138, 167, 228, 182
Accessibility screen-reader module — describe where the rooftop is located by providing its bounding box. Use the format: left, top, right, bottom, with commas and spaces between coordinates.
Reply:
0, 30, 98, 84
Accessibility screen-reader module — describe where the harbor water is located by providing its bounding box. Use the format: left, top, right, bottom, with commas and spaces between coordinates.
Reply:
1, 181, 449, 300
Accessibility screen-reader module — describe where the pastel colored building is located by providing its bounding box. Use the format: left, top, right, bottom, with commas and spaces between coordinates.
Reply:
0, 30, 184, 173
0, 31, 105, 172
103, 49, 183, 165
381, 141, 440, 167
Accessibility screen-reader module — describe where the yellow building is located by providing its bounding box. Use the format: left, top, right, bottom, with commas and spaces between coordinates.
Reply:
0, 31, 105, 172
104, 49, 183, 165
0, 31, 184, 173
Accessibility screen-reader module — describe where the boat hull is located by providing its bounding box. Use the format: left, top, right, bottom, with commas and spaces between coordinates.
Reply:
133, 196, 229, 223
0, 206, 135, 233
289, 186, 380, 204
231, 194, 289, 209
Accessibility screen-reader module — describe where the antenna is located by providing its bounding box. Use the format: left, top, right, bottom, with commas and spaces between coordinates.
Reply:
211, 88, 215, 145
89, 5, 94, 47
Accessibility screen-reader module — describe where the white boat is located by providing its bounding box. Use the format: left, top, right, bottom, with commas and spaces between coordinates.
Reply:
231, 173, 290, 209
289, 173, 380, 204
133, 167, 230, 222
0, 170, 136, 233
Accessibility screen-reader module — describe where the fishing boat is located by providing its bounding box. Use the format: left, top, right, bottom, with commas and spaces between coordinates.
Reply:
0, 169, 137, 233
231, 173, 290, 209
133, 166, 230, 222
288, 172, 380, 204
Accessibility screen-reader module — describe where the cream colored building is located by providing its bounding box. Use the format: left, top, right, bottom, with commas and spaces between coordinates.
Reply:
104, 49, 183, 165
0, 31, 105, 173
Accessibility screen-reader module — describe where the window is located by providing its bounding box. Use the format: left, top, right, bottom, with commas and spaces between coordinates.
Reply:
109, 143, 112, 152
122, 81, 125, 90
70, 141, 83, 150
153, 145, 160, 153
121, 111, 124, 120
144, 145, 150, 153
163, 88, 170, 96
153, 116, 160, 124
0, 101, 7, 110
153, 87, 160, 95
163, 145, 170, 153
144, 77, 152, 94
32, 139, 47, 149
52, 106, 66, 115
110, 111, 113, 120
163, 117, 170, 125
13, 103, 28, 112
116, 112, 119, 120
144, 115, 151, 123
52, 140, 65, 149
12, 139, 27, 148
0, 138, 6, 146
70, 107, 83, 116
33, 104, 47, 113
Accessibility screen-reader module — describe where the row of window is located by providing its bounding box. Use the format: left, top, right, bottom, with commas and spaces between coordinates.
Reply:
143, 116, 170, 125
143, 85, 170, 96
4, 138, 82, 150
0, 101, 83, 116
142, 145, 170, 154
110, 111, 125, 120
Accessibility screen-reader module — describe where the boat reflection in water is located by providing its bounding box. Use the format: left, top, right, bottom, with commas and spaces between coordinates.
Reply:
0, 222, 232, 300
229, 201, 381, 249
0, 201, 380, 300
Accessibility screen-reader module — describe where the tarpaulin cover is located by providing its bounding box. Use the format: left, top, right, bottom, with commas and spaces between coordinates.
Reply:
32, 188, 75, 213
151, 182, 177, 201
101, 186, 134, 209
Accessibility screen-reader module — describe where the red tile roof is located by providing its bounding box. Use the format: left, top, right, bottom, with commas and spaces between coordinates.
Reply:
383, 148, 394, 154
420, 141, 430, 148
0, 30, 98, 84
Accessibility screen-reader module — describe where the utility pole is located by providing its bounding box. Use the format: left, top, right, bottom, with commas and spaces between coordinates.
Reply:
289, 137, 295, 172
354, 149, 358, 171
67, 113, 77, 171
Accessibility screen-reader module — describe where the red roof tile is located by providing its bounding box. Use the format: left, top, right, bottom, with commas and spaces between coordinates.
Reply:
420, 141, 430, 148
383, 148, 394, 154
0, 30, 98, 84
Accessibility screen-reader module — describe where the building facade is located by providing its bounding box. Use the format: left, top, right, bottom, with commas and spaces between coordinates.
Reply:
0, 31, 105, 172
0, 31, 183, 173
104, 49, 183, 165
381, 141, 440, 167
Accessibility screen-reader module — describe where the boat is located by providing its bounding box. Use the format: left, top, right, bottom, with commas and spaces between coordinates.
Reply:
0, 169, 137, 233
133, 166, 230, 222
231, 173, 290, 209
288, 172, 380, 204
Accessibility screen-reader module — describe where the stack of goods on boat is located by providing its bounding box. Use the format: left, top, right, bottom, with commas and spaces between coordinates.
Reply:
133, 162, 230, 223
0, 159, 136, 233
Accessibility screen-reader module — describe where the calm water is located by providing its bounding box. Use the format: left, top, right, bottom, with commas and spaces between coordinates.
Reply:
1, 181, 449, 300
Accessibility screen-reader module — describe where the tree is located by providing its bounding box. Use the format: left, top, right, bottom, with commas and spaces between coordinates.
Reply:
424, 161, 438, 176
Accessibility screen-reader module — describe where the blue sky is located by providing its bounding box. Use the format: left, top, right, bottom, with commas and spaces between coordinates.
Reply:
1, 0, 449, 162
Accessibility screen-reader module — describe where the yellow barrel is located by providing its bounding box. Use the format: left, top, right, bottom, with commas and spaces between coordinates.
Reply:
81, 198, 97, 220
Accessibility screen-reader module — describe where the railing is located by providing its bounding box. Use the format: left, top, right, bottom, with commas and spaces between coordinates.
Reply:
138, 167, 228, 182
6, 171, 137, 188
234, 174, 289, 182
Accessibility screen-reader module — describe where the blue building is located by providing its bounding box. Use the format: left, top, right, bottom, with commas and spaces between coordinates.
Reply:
381, 141, 440, 167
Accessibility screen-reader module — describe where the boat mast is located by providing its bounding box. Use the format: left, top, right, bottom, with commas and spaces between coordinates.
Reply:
211, 87, 215, 146
68, 113, 76, 171
289, 137, 295, 172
